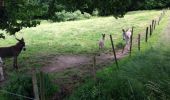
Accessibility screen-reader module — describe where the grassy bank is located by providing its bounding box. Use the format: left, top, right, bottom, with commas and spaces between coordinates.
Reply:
67, 11, 170, 100
0, 10, 167, 100
0, 10, 162, 71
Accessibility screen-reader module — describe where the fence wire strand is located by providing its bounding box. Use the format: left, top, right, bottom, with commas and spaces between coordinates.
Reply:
0, 90, 35, 100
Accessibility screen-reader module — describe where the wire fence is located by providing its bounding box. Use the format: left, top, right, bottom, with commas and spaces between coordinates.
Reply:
0, 90, 35, 100
0, 9, 168, 100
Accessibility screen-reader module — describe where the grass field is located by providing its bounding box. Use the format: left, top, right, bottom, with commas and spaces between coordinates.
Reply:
0, 10, 163, 71
0, 10, 169, 99
68, 11, 170, 100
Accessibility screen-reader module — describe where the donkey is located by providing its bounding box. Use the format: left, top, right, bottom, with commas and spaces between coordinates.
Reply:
122, 28, 132, 51
0, 37, 26, 69
122, 28, 132, 45
99, 34, 105, 49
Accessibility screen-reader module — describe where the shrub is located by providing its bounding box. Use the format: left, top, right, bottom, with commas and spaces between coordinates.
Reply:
83, 12, 91, 19
3, 74, 33, 100
92, 9, 99, 16
116, 42, 125, 49
52, 10, 91, 22
2, 73, 58, 100
37, 72, 58, 99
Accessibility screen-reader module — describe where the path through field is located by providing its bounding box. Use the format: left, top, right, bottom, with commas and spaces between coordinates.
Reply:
41, 48, 129, 73
41, 46, 130, 99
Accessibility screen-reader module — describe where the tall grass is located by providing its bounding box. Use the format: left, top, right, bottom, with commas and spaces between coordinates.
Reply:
68, 11, 170, 100
0, 72, 58, 100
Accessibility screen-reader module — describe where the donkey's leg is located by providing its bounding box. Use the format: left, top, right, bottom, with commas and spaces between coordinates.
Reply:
13, 57, 18, 69
127, 39, 130, 50
15, 57, 18, 69
13, 57, 15, 69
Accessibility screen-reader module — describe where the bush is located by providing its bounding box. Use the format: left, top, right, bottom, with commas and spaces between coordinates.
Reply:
3, 74, 33, 100
116, 42, 126, 49
52, 10, 91, 22
37, 72, 58, 99
92, 9, 99, 16
83, 12, 91, 19
68, 48, 170, 100
2, 73, 58, 100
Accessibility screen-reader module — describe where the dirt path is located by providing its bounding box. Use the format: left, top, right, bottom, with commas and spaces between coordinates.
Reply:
39, 36, 131, 100
41, 48, 129, 73
41, 46, 130, 100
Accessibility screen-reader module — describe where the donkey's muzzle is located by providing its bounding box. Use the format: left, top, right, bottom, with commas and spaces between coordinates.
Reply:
23, 47, 26, 51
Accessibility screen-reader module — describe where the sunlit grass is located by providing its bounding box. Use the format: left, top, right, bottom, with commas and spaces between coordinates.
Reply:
0, 10, 162, 71
68, 10, 170, 100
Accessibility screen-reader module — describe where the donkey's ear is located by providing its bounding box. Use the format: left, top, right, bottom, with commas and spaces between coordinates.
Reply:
21, 38, 24, 41
122, 29, 125, 32
15, 38, 20, 41
15, 35, 21, 41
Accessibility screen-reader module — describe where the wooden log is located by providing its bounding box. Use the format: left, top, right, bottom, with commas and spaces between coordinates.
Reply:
110, 35, 119, 69
32, 68, 40, 100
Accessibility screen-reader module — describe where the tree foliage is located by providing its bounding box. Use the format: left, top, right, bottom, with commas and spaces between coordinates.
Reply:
0, 0, 42, 35
143, 0, 170, 9
0, 0, 170, 36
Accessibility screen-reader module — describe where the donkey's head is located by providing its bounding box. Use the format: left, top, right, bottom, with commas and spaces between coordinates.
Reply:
16, 37, 26, 51
122, 29, 126, 40
102, 34, 105, 40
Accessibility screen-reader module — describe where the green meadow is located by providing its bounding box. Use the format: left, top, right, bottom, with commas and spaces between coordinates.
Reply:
0, 10, 162, 71
68, 11, 170, 100
1, 10, 170, 100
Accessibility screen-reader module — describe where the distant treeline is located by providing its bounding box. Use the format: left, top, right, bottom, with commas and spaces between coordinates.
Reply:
37, 0, 170, 19
1, 0, 170, 35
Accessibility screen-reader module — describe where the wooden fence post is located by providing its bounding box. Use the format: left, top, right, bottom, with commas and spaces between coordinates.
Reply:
146, 27, 149, 42
160, 13, 162, 21
150, 25, 152, 37
93, 56, 96, 81
154, 20, 156, 30
152, 20, 154, 32
129, 27, 134, 56
0, 58, 4, 81
110, 35, 119, 69
40, 71, 45, 100
0, 0, 4, 7
158, 17, 160, 25
138, 34, 141, 51
32, 68, 40, 100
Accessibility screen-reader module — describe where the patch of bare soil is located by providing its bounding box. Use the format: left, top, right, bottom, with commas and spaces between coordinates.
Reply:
41, 48, 129, 73
41, 46, 129, 100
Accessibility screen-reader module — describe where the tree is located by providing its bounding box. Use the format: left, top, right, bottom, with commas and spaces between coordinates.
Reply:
143, 0, 170, 9
0, 0, 42, 36
0, 0, 169, 38
56, 0, 133, 17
